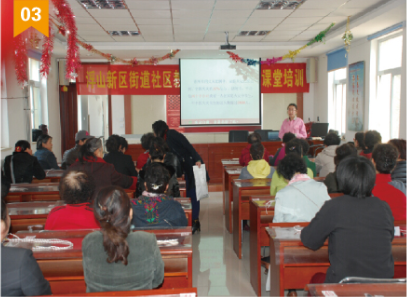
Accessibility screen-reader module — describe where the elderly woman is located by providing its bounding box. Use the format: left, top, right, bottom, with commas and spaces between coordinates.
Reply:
315, 132, 341, 177
132, 163, 187, 228
388, 139, 406, 187
34, 135, 59, 170
103, 135, 137, 177
301, 156, 394, 283
239, 142, 275, 179
70, 138, 137, 191
82, 186, 164, 292
45, 170, 100, 230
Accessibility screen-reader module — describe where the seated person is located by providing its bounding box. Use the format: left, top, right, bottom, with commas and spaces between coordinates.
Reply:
388, 139, 406, 187
34, 135, 59, 170
315, 132, 341, 177
70, 138, 137, 191
45, 170, 100, 230
3, 140, 45, 183
353, 131, 365, 155
301, 156, 394, 283
62, 130, 93, 169
136, 133, 155, 171
82, 186, 164, 292
132, 163, 188, 228
324, 143, 357, 193
360, 130, 381, 160
104, 135, 137, 177
273, 154, 330, 223
239, 132, 270, 166
372, 144, 406, 220
1, 178, 52, 296
299, 138, 316, 177
270, 138, 314, 196
239, 142, 275, 179
136, 138, 180, 198
269, 132, 296, 166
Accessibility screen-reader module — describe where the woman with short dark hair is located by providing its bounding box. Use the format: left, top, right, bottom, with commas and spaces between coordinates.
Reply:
372, 144, 406, 220
137, 133, 155, 171
315, 132, 341, 177
278, 103, 307, 139
34, 135, 59, 170
82, 186, 164, 292
269, 132, 296, 166
45, 170, 100, 230
388, 139, 406, 187
104, 135, 137, 177
239, 142, 274, 179
324, 143, 357, 193
239, 132, 271, 166
3, 140, 45, 183
360, 130, 381, 159
131, 162, 187, 228
354, 132, 365, 155
301, 156, 394, 283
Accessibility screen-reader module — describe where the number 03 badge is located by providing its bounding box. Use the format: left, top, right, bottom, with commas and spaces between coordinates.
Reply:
14, 0, 49, 37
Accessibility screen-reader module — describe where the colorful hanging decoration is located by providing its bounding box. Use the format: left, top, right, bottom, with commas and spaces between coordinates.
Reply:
13, 34, 28, 86
343, 17, 353, 55
306, 23, 335, 46
40, 26, 54, 78
51, 0, 81, 79
28, 31, 41, 49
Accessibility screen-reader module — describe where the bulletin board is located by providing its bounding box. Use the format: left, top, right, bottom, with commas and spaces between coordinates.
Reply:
347, 61, 364, 131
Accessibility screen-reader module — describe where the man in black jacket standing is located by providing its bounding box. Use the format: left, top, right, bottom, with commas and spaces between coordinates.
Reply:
61, 130, 93, 169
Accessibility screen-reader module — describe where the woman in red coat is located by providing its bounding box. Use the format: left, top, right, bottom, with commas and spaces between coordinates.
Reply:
239, 132, 270, 166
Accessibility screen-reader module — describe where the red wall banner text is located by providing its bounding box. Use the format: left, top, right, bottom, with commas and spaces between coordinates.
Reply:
261, 63, 309, 93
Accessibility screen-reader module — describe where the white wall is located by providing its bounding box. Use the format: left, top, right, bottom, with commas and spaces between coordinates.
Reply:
131, 95, 166, 135
263, 93, 297, 130
111, 95, 125, 135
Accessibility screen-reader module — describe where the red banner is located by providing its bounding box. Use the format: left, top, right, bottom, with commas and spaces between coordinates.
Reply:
76, 64, 180, 95
261, 63, 309, 93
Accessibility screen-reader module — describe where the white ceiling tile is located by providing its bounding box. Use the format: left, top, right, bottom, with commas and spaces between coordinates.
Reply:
111, 36, 144, 42
283, 17, 324, 24
208, 23, 243, 31
129, 10, 171, 18
172, 10, 213, 18
175, 35, 204, 42
250, 10, 293, 18
101, 24, 139, 31
214, 1, 259, 10
70, 9, 91, 18
211, 10, 252, 18
203, 34, 228, 42
262, 36, 291, 42
291, 8, 334, 17
233, 36, 264, 42
74, 17, 97, 24
342, 0, 383, 9
97, 18, 135, 26
87, 10, 131, 18
81, 36, 116, 42
143, 35, 174, 42
171, 1, 215, 10
174, 27, 206, 34
173, 18, 209, 25
244, 18, 285, 25
125, 1, 170, 10
210, 17, 248, 24
136, 18, 173, 25
77, 24, 103, 30
78, 30, 110, 36
331, 8, 366, 17
308, 23, 336, 30
138, 25, 173, 32
300, 0, 350, 9
239, 24, 279, 31
320, 16, 349, 23
273, 23, 310, 30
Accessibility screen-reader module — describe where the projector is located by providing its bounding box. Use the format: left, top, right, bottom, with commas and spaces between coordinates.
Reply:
220, 44, 236, 50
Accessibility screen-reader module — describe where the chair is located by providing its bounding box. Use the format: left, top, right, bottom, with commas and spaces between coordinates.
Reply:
309, 144, 324, 157
228, 130, 249, 143
339, 277, 406, 284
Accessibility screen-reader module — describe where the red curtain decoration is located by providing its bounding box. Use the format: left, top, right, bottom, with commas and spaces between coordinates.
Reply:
260, 63, 309, 93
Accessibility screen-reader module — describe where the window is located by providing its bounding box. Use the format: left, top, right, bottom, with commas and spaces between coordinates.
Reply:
28, 58, 48, 141
370, 33, 403, 141
328, 68, 347, 136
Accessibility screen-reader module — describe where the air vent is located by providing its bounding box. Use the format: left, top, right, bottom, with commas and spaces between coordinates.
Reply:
238, 31, 270, 36
256, 0, 306, 10
108, 31, 139, 36
77, 0, 126, 9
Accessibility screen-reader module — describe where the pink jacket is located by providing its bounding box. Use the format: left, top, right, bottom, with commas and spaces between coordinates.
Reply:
278, 117, 307, 139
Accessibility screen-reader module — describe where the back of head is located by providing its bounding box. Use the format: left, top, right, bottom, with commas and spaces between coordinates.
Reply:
336, 156, 376, 198
299, 139, 310, 156
149, 137, 169, 161
277, 153, 307, 181
364, 130, 382, 150
93, 186, 131, 265
144, 162, 170, 194
105, 135, 121, 153
250, 142, 264, 160
141, 133, 155, 150
388, 139, 406, 160
282, 132, 296, 144
36, 134, 52, 150
119, 137, 128, 151
354, 132, 365, 149
152, 120, 169, 138
285, 138, 303, 156
334, 143, 358, 167
14, 140, 30, 153
323, 132, 341, 146
248, 132, 262, 144
59, 170, 95, 204
79, 138, 101, 163
372, 143, 398, 174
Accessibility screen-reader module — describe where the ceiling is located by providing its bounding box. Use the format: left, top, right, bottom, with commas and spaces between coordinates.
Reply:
50, 0, 406, 60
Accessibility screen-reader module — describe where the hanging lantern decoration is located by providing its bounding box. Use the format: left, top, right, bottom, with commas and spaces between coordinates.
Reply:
343, 16, 353, 56
13, 34, 28, 86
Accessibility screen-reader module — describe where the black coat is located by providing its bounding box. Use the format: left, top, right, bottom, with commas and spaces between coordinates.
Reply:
1, 246, 52, 296
3, 152, 46, 183
62, 145, 81, 169
103, 151, 137, 177
391, 160, 406, 188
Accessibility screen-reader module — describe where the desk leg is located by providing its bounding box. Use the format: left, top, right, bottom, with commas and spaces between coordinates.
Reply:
269, 237, 281, 296
233, 189, 242, 259
250, 205, 261, 296
225, 189, 232, 233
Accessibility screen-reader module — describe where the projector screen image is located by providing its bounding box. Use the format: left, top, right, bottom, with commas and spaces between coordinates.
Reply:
180, 59, 260, 126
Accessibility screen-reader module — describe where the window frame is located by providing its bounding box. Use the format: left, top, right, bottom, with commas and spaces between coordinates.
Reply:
328, 67, 347, 136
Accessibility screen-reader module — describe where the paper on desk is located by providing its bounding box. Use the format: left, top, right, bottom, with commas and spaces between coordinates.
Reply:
322, 291, 337, 297
273, 227, 301, 240
10, 187, 28, 192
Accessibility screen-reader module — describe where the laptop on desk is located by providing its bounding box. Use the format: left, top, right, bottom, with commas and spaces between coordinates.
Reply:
310, 123, 329, 138
267, 131, 280, 141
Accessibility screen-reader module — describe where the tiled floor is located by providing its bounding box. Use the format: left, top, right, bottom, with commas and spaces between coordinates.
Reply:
192, 192, 269, 296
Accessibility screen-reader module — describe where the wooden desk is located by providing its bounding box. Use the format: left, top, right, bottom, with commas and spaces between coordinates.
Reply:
224, 167, 242, 231
8, 228, 193, 295
50, 287, 198, 296
32, 169, 64, 183
306, 283, 406, 297
221, 158, 240, 215
8, 198, 192, 233
233, 179, 271, 259
267, 224, 407, 296
5, 183, 135, 202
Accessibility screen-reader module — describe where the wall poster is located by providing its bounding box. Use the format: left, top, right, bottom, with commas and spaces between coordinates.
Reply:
347, 61, 364, 131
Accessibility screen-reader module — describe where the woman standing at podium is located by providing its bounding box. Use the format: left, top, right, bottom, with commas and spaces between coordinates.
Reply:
278, 103, 307, 139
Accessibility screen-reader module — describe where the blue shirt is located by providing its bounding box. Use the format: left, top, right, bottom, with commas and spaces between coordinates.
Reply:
34, 148, 59, 170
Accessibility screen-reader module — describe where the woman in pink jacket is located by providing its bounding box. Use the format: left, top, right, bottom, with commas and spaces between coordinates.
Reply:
278, 103, 307, 139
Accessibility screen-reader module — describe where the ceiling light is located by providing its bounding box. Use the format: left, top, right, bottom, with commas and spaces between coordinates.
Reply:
237, 31, 271, 36
77, 0, 126, 9
108, 31, 139, 36
256, 0, 306, 10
